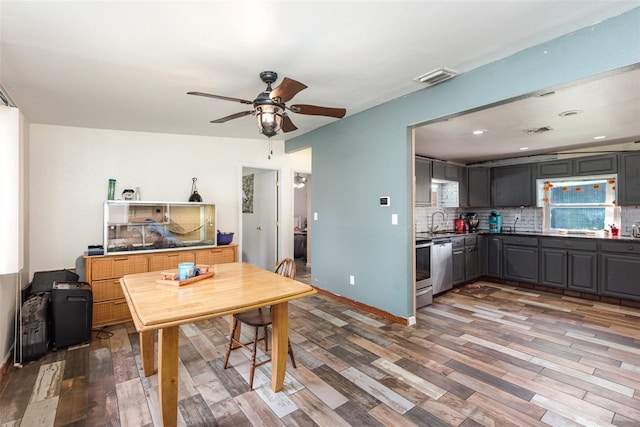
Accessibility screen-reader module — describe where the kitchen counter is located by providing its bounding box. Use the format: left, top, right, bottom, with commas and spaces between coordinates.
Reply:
416, 230, 639, 242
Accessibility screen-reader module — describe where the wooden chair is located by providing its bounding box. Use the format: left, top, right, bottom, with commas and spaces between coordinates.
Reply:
223, 258, 297, 390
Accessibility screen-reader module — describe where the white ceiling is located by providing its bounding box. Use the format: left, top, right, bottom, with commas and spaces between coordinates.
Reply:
1, 1, 639, 158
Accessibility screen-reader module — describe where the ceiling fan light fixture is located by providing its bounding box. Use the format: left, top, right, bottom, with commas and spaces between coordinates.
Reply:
256, 104, 284, 137
293, 173, 307, 189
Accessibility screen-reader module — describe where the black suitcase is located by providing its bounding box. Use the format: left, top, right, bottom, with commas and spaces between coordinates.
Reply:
30, 269, 79, 294
21, 294, 50, 362
51, 282, 93, 349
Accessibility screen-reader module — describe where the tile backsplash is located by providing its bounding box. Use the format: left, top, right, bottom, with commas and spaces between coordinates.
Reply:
416, 205, 640, 237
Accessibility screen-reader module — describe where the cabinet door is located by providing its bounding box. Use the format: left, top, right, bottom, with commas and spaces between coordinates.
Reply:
465, 246, 479, 281
574, 154, 617, 175
452, 249, 465, 285
599, 253, 640, 300
196, 246, 237, 265
567, 251, 597, 292
415, 158, 432, 205
486, 236, 502, 277
503, 245, 538, 283
540, 248, 567, 288
618, 152, 640, 205
467, 168, 491, 207
537, 160, 572, 178
148, 251, 195, 271
492, 164, 533, 207
458, 167, 469, 208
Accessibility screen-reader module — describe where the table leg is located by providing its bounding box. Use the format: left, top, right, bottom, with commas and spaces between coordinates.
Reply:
139, 331, 155, 377
158, 326, 179, 427
270, 302, 288, 391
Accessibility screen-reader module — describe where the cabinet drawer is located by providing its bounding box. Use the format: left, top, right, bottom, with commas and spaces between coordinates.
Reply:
464, 236, 477, 246
195, 247, 237, 265
148, 251, 195, 271
91, 256, 148, 280
600, 241, 640, 254
502, 235, 538, 247
93, 299, 132, 327
540, 238, 596, 251
92, 278, 124, 302
452, 238, 465, 249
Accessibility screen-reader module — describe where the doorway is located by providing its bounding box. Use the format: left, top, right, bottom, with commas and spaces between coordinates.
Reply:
241, 167, 279, 270
293, 172, 311, 282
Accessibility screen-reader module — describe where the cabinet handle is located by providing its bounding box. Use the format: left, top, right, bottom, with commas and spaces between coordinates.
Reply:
114, 300, 128, 305
114, 257, 129, 261
628, 246, 634, 251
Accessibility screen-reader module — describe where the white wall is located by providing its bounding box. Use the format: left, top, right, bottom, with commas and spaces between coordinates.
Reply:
29, 124, 310, 275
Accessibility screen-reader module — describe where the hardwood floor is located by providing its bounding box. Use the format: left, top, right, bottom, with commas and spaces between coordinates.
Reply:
2, 281, 640, 426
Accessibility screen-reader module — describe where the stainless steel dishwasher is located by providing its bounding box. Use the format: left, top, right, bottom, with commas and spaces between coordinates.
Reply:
431, 238, 453, 295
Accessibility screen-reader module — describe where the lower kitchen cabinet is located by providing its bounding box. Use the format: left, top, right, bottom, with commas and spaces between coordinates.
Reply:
85, 244, 238, 327
485, 235, 502, 278
599, 241, 640, 301
452, 238, 465, 285
503, 235, 538, 283
465, 241, 479, 281
540, 238, 597, 292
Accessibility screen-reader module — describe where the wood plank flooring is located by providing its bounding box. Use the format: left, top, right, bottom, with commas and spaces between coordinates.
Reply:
1, 280, 640, 426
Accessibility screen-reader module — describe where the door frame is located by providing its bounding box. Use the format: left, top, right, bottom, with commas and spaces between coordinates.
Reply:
239, 164, 282, 269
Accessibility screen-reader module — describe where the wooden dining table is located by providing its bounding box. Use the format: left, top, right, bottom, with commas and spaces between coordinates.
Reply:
120, 262, 316, 427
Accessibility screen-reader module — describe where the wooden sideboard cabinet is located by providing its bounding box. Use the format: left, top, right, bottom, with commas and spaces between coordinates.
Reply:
85, 244, 238, 327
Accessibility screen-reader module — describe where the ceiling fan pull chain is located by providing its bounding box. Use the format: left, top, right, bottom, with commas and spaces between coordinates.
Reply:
268, 138, 273, 159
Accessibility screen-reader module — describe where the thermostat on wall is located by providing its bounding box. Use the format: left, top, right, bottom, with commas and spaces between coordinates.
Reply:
379, 196, 390, 207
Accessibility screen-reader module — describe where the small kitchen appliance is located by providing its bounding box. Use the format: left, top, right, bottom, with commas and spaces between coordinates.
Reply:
455, 215, 465, 233
633, 223, 640, 238
489, 210, 502, 233
466, 213, 479, 233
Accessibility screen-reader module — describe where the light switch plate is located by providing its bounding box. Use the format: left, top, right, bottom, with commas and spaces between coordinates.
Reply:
392, 213, 398, 225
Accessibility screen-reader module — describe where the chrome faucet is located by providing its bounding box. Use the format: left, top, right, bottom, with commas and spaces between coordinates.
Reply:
431, 211, 446, 233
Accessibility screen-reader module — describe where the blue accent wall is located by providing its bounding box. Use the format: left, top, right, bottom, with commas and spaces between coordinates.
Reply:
286, 8, 640, 318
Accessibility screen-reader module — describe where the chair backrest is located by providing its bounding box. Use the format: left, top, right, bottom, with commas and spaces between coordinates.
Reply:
274, 258, 296, 279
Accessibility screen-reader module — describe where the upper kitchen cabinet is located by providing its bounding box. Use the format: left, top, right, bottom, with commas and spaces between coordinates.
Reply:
618, 152, 640, 205
415, 157, 432, 205
466, 168, 491, 207
432, 161, 460, 181
492, 164, 533, 207
536, 154, 618, 179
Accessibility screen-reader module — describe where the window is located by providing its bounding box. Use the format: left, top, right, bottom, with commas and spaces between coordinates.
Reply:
540, 176, 618, 232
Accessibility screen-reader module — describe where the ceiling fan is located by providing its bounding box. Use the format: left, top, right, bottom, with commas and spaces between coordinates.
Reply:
188, 71, 346, 138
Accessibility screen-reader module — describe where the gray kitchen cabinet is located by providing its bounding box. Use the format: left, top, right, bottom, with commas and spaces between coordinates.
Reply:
467, 168, 491, 207
492, 164, 533, 207
537, 154, 617, 180
574, 154, 617, 175
537, 160, 572, 178
477, 235, 487, 277
485, 235, 502, 278
539, 238, 597, 292
433, 161, 460, 181
618, 152, 640, 205
599, 241, 640, 301
465, 235, 479, 281
452, 238, 465, 285
503, 235, 538, 283
458, 167, 469, 208
415, 157, 432, 205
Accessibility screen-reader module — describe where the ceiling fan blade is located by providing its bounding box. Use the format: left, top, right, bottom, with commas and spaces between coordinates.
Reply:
281, 115, 298, 132
210, 110, 254, 123
270, 78, 307, 103
188, 91, 253, 105
291, 104, 346, 119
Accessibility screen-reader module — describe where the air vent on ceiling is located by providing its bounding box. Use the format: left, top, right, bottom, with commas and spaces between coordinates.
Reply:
523, 126, 554, 135
413, 67, 459, 86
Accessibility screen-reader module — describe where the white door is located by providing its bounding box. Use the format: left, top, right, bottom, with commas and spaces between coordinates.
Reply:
242, 168, 278, 270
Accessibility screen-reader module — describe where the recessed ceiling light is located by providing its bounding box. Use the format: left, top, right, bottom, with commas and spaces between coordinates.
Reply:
472, 129, 485, 135
593, 135, 606, 140
520, 147, 529, 151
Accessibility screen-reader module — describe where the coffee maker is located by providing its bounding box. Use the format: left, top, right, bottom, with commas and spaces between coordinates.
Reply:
466, 213, 479, 233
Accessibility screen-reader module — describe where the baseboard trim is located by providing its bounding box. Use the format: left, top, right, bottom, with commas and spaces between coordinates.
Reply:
312, 286, 409, 325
